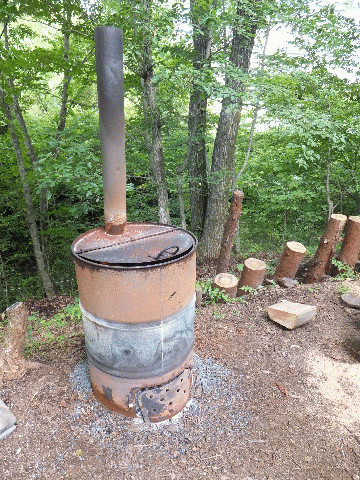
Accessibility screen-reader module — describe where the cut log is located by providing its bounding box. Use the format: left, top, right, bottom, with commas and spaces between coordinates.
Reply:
216, 190, 244, 275
304, 214, 347, 284
237, 258, 266, 296
3, 302, 28, 360
213, 273, 238, 299
337, 216, 360, 269
273, 241, 306, 281
0, 302, 43, 380
267, 300, 317, 329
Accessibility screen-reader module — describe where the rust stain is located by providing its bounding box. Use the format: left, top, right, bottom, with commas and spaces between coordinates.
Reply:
102, 385, 113, 401
88, 353, 193, 422
72, 226, 196, 324
72, 223, 197, 421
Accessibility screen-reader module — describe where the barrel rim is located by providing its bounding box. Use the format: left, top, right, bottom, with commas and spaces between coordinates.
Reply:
71, 222, 197, 271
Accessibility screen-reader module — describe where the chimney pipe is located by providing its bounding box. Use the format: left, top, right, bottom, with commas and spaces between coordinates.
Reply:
94, 26, 126, 235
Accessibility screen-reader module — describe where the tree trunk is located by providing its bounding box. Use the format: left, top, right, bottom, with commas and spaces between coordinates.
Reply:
237, 257, 266, 296
337, 216, 360, 269
3, 24, 37, 168
186, 0, 214, 238
273, 241, 306, 281
216, 190, 244, 274
0, 89, 55, 297
0, 302, 42, 380
3, 21, 52, 272
326, 152, 334, 218
3, 303, 27, 361
198, 1, 259, 259
139, 0, 171, 224
233, 21, 271, 188
177, 176, 187, 230
304, 214, 347, 284
213, 273, 238, 299
56, 8, 72, 140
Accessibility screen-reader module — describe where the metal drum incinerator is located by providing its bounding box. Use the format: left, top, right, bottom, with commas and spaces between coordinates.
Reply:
71, 27, 197, 423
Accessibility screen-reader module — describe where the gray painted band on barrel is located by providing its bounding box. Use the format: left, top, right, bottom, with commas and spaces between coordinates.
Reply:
80, 296, 195, 379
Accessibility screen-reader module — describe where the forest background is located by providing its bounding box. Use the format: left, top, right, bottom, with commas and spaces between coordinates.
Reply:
1, 0, 360, 312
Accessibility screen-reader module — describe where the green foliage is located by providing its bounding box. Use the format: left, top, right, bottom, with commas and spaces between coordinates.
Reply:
265, 280, 277, 289
24, 299, 82, 356
266, 260, 277, 277
1, 0, 360, 310
238, 285, 254, 295
201, 280, 233, 304
331, 258, 357, 280
337, 284, 350, 295
52, 298, 82, 324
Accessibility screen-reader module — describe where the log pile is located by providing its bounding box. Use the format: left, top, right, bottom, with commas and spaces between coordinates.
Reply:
211, 211, 360, 302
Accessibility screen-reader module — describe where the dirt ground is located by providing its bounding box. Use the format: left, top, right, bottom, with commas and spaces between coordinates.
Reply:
1, 259, 360, 480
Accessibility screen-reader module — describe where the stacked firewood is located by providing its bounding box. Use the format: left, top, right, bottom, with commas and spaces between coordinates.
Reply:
212, 210, 360, 300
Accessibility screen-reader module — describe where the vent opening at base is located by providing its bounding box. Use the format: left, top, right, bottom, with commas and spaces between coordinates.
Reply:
134, 368, 192, 423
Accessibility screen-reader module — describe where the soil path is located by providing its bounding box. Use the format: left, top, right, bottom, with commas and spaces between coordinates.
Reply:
1, 277, 360, 480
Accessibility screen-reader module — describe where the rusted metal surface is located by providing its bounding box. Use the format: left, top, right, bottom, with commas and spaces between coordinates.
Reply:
72, 222, 196, 421
72, 223, 194, 266
137, 368, 192, 423
89, 354, 192, 422
81, 296, 195, 378
71, 26, 197, 422
95, 27, 126, 234
72, 225, 196, 324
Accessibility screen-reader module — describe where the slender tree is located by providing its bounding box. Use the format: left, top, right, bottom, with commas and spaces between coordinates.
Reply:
185, 0, 216, 238
0, 87, 55, 297
198, 0, 261, 259
135, 0, 171, 224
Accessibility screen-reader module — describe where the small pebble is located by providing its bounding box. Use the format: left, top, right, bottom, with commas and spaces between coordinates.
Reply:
167, 424, 177, 434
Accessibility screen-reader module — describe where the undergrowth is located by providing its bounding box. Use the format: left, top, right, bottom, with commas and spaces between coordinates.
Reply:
24, 298, 82, 357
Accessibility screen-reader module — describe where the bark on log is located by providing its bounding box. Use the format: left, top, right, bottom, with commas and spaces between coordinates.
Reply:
3, 302, 28, 360
304, 214, 347, 284
337, 216, 360, 269
213, 273, 238, 299
216, 190, 244, 275
273, 241, 306, 281
237, 258, 266, 296
0, 302, 42, 380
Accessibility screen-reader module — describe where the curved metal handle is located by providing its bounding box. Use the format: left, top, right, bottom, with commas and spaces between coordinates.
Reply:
148, 246, 180, 261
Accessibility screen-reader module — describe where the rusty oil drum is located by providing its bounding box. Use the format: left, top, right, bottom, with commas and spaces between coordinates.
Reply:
71, 222, 197, 422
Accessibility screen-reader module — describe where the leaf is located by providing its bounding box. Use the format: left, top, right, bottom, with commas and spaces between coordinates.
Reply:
276, 382, 289, 397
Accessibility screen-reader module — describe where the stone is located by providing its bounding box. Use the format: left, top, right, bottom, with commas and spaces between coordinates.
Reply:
341, 293, 360, 309
267, 300, 317, 330
167, 424, 177, 434
277, 277, 299, 288
0, 400, 16, 441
